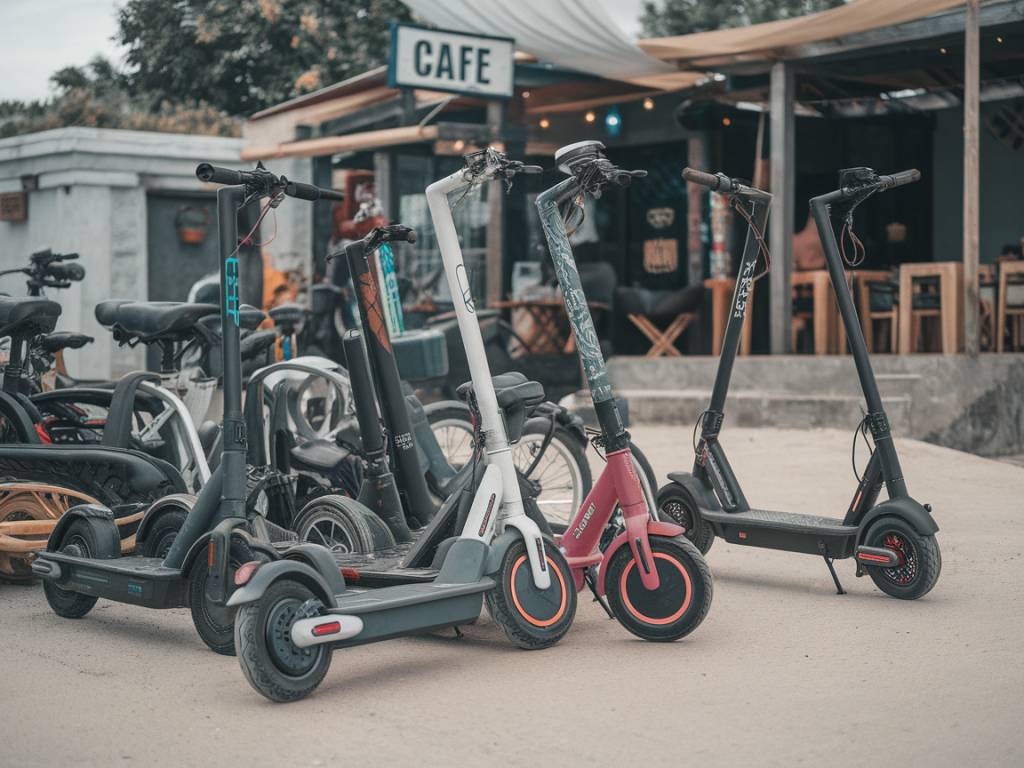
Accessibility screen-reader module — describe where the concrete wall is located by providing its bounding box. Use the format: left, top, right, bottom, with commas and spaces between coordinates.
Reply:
0, 128, 242, 378
607, 353, 1024, 457
932, 100, 1024, 263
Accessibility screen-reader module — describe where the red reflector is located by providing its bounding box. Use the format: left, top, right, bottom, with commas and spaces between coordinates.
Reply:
340, 567, 360, 582
858, 552, 892, 564
738, 531, 748, 540
234, 561, 260, 586
312, 621, 341, 637
208, 541, 215, 567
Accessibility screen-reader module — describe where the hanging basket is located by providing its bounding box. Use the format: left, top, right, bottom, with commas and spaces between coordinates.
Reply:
176, 205, 210, 245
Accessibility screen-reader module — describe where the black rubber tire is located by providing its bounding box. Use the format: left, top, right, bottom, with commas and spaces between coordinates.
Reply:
655, 484, 715, 555
42, 518, 104, 618
486, 538, 576, 650
605, 535, 713, 642
235, 578, 332, 703
292, 495, 381, 554
188, 537, 255, 655
863, 516, 941, 600
363, 513, 398, 551
141, 509, 187, 558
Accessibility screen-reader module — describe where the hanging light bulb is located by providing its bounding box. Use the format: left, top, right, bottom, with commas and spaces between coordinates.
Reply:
643, 97, 655, 111
539, 117, 551, 129
585, 111, 596, 123
605, 106, 622, 137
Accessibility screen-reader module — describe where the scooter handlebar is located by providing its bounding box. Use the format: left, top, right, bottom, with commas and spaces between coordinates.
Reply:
284, 179, 344, 202
195, 163, 245, 185
682, 167, 732, 192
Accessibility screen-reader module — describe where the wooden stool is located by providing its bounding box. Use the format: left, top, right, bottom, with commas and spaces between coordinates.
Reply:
615, 284, 703, 357
997, 261, 1024, 352
856, 272, 899, 353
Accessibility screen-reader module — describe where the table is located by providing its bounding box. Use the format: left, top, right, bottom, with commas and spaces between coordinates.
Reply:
898, 261, 963, 354
491, 298, 609, 355
704, 278, 752, 356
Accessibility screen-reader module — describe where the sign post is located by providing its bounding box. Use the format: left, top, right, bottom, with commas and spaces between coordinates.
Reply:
388, 23, 514, 99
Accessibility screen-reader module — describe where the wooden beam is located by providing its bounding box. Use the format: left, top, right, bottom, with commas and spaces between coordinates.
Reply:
964, 0, 981, 356
769, 61, 795, 354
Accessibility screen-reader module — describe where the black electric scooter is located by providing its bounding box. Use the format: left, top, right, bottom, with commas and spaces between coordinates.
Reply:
32, 162, 349, 653
656, 166, 941, 599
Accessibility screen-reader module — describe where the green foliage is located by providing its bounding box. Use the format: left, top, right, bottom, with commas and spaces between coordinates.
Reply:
116, 0, 412, 116
0, 56, 238, 139
640, 0, 846, 38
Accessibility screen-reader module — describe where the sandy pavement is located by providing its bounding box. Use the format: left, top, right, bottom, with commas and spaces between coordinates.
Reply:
1, 426, 1021, 767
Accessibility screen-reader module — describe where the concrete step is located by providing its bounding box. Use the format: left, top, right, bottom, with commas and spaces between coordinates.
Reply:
606, 389, 913, 434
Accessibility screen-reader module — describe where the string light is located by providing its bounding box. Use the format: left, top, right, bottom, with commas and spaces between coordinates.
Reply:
643, 97, 655, 110
539, 117, 550, 129
722, 117, 732, 126
453, 139, 465, 151
939, 47, 948, 54
522, 90, 531, 98
996, 36, 1004, 44
585, 111, 597, 123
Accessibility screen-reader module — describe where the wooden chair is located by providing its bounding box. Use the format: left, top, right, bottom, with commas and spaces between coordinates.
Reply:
979, 264, 997, 351
898, 262, 963, 354
858, 275, 899, 353
997, 261, 1024, 352
615, 284, 703, 357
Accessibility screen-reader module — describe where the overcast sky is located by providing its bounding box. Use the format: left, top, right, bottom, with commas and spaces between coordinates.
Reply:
1, 0, 647, 102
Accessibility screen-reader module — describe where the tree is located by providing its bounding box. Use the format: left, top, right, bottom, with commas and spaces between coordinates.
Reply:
640, 0, 846, 38
0, 56, 237, 139
116, 0, 411, 116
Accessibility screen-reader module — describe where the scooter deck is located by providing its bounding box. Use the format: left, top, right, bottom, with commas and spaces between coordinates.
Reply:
33, 553, 187, 607
703, 508, 857, 557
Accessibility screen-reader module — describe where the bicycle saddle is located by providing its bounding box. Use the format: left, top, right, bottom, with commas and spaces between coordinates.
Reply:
197, 304, 266, 333
268, 303, 308, 332
0, 296, 61, 337
95, 301, 219, 342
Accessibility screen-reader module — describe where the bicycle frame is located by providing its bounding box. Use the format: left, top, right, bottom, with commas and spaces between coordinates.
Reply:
535, 178, 672, 592
425, 168, 550, 589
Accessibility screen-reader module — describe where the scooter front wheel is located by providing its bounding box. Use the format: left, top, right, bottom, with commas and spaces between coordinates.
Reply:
862, 517, 941, 600
605, 535, 713, 642
188, 536, 255, 656
486, 538, 576, 649
235, 578, 332, 703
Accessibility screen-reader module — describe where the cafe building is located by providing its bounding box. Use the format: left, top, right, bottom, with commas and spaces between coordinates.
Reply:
242, 0, 1024, 455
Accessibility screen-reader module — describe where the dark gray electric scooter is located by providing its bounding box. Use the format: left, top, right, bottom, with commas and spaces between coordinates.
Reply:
32, 163, 348, 653
657, 166, 941, 599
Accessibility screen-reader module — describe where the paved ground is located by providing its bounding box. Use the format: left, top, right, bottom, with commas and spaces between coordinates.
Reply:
2, 426, 1022, 768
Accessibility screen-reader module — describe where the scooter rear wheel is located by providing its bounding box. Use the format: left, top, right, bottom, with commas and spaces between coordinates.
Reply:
292, 495, 390, 554
605, 535, 713, 642
486, 538, 576, 649
235, 578, 332, 703
863, 517, 941, 600
656, 484, 715, 554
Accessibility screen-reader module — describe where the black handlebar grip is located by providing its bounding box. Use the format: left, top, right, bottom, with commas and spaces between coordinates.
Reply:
49, 263, 85, 282
884, 169, 921, 189
682, 167, 721, 190
196, 163, 245, 185
285, 180, 344, 201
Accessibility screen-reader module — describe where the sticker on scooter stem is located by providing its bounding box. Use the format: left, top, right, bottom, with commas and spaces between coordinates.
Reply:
478, 494, 497, 536
225, 256, 241, 326
733, 258, 756, 319
456, 264, 475, 313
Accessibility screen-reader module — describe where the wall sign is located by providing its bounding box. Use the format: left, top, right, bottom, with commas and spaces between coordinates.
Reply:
0, 192, 27, 221
388, 23, 514, 99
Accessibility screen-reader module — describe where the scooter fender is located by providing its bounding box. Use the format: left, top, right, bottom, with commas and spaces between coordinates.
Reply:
226, 559, 340, 609
135, 494, 197, 549
665, 472, 721, 512
46, 504, 118, 554
483, 530, 526, 576
597, 520, 686, 598
857, 497, 939, 542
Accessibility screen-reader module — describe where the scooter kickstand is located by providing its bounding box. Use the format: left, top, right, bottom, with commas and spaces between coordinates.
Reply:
584, 567, 615, 619
453, 626, 464, 639
823, 556, 846, 595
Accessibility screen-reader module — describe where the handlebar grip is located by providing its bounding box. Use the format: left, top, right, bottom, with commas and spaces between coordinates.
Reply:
284, 180, 344, 201
682, 168, 722, 190
882, 169, 920, 189
520, 165, 544, 174
49, 263, 85, 282
196, 163, 245, 185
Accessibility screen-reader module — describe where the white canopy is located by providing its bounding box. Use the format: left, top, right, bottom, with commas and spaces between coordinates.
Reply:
401, 0, 675, 82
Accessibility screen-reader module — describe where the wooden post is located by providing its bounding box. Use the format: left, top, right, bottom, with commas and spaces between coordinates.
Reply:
769, 61, 795, 354
686, 131, 709, 288
486, 100, 506, 307
963, 0, 981, 356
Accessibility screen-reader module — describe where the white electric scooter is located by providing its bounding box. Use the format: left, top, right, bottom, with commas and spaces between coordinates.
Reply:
228, 148, 576, 702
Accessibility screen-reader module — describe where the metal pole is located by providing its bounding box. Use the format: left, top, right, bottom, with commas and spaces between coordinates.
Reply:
486, 100, 506, 307
963, 0, 981, 356
769, 61, 795, 354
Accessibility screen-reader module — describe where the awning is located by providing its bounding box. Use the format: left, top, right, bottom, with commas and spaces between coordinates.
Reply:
639, 0, 968, 64
402, 0, 675, 81
242, 125, 440, 161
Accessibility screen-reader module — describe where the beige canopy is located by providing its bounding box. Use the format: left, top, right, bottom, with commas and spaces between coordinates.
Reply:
639, 0, 968, 64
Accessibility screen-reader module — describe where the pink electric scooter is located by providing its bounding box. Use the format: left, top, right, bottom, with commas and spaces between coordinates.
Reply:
535, 140, 713, 640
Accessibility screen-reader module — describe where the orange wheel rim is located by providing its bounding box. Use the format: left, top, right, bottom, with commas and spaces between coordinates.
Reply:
619, 552, 692, 625
509, 553, 567, 628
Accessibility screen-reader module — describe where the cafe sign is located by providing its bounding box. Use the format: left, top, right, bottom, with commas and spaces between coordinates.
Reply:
388, 23, 514, 99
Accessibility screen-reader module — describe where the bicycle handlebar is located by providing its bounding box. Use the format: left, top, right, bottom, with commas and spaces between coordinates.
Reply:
195, 163, 343, 201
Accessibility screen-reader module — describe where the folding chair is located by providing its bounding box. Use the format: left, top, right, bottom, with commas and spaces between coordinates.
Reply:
614, 284, 703, 357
